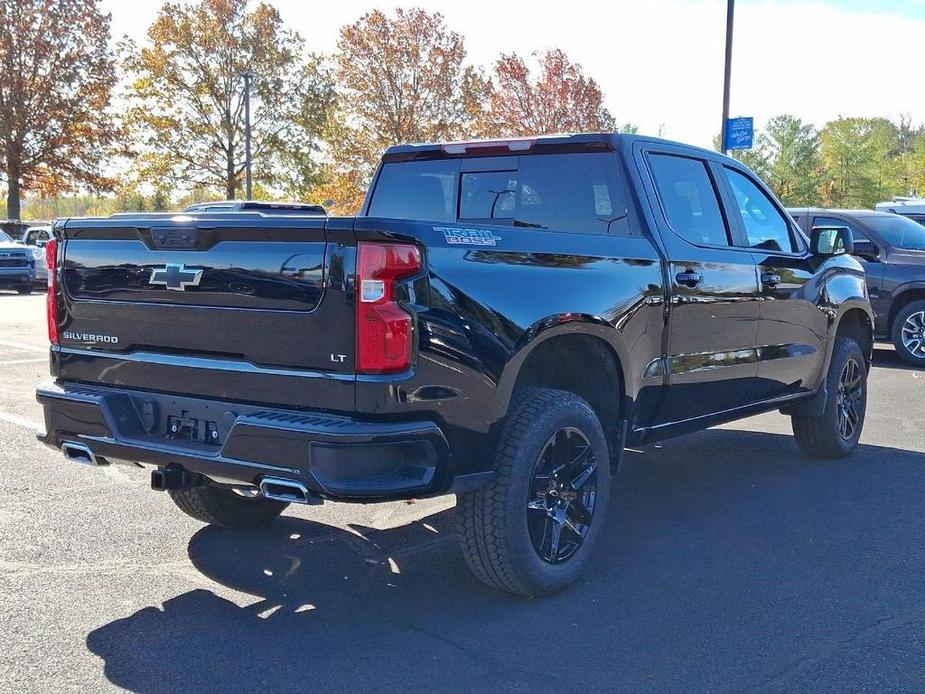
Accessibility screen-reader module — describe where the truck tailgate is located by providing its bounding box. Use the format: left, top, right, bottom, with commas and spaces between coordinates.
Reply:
53, 214, 356, 411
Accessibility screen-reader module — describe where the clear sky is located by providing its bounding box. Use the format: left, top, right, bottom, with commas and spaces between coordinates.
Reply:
101, 0, 925, 148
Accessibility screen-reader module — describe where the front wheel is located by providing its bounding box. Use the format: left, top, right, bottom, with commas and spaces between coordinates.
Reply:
456, 388, 611, 597
892, 300, 925, 367
792, 337, 868, 459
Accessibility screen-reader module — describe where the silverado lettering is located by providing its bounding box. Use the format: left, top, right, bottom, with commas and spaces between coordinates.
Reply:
61, 332, 119, 344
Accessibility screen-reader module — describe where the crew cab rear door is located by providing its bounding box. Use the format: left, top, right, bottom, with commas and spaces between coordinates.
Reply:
636, 142, 762, 423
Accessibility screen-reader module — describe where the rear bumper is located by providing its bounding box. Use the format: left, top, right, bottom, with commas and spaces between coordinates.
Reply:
36, 381, 486, 501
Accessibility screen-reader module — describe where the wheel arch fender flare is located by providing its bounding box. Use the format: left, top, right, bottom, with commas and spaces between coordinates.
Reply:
784, 300, 873, 419
493, 313, 632, 421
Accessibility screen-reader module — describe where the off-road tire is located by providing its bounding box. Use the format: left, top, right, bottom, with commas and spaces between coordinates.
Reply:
456, 388, 611, 597
891, 299, 925, 367
792, 337, 867, 459
168, 483, 288, 528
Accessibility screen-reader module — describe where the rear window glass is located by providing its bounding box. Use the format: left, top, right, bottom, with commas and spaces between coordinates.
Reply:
459, 153, 628, 234
367, 159, 457, 222
367, 153, 628, 234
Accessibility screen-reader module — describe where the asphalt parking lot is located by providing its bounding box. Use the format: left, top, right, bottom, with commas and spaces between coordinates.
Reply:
1, 291, 924, 693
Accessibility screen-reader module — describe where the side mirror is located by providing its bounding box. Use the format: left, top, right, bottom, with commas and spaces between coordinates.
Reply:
851, 238, 879, 260
810, 226, 854, 257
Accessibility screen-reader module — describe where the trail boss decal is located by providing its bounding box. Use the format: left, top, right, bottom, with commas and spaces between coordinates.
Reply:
435, 226, 502, 247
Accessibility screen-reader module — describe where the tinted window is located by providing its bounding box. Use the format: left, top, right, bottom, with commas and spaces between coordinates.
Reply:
649, 154, 729, 246
459, 153, 628, 234
368, 159, 457, 222
814, 216, 866, 242
864, 214, 925, 250
0, 230, 10, 242
725, 168, 795, 252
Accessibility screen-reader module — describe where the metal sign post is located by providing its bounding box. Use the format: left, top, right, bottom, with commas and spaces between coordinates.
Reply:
720, 0, 735, 154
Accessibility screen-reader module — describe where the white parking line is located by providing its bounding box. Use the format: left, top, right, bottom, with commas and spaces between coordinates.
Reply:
0, 408, 131, 482
0, 357, 47, 365
0, 339, 47, 354
0, 410, 40, 430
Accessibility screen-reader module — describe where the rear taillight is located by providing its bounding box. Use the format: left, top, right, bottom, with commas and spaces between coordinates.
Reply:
45, 238, 58, 345
356, 242, 421, 374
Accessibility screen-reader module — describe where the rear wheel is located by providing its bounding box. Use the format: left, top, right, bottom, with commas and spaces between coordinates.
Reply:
168, 483, 288, 528
456, 388, 611, 597
891, 300, 925, 367
792, 337, 867, 459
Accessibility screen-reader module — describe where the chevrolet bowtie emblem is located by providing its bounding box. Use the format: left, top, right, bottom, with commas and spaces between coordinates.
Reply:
149, 264, 203, 291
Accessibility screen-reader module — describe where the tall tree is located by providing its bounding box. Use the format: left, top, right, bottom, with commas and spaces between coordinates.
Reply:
478, 49, 626, 137
817, 117, 901, 208
320, 8, 482, 213
123, 0, 333, 200
762, 115, 821, 206
720, 132, 772, 180
0, 0, 120, 219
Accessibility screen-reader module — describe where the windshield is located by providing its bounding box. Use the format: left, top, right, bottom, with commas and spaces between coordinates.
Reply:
866, 215, 925, 250
0, 230, 11, 243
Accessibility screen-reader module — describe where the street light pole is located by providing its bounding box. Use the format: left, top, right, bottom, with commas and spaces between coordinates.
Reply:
241, 70, 254, 200
720, 0, 735, 154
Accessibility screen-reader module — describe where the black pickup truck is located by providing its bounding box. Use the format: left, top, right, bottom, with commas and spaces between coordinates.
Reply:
37, 134, 873, 596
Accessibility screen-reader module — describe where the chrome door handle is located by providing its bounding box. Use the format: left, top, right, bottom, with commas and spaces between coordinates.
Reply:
760, 272, 781, 287
675, 271, 703, 288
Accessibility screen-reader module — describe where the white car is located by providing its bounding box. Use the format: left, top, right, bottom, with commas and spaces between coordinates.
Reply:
875, 197, 925, 225
21, 225, 52, 283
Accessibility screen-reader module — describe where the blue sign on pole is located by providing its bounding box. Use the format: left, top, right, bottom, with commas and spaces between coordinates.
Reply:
724, 117, 753, 150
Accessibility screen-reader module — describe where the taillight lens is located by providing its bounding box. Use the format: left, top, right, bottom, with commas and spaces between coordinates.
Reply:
45, 239, 58, 344
356, 242, 421, 374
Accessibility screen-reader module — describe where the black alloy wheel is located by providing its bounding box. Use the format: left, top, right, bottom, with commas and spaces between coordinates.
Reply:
527, 427, 598, 564
835, 357, 863, 441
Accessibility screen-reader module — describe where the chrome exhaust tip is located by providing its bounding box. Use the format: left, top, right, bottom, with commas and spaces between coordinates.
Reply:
258, 477, 321, 505
61, 441, 106, 466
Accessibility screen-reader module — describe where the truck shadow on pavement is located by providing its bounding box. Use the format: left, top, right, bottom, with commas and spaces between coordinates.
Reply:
86, 428, 925, 693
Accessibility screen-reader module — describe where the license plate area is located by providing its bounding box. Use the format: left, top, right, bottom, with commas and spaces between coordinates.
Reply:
167, 410, 221, 446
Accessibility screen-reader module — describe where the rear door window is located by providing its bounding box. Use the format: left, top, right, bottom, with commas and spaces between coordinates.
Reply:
648, 154, 730, 246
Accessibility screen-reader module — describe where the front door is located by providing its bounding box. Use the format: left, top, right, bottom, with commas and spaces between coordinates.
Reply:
641, 148, 762, 424
721, 166, 828, 399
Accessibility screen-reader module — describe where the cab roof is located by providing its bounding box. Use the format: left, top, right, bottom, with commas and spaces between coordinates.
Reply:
381, 132, 734, 164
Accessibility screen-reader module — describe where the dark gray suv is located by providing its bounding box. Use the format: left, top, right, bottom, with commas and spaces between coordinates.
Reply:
790, 208, 925, 365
